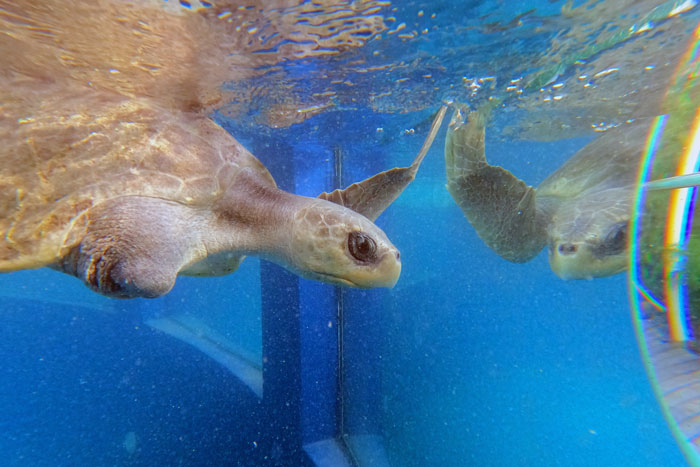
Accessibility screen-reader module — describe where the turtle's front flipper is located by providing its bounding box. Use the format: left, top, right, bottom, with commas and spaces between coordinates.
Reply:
58, 196, 203, 298
445, 106, 547, 262
319, 105, 447, 222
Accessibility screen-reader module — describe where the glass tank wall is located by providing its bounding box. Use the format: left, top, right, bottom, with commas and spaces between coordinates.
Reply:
337, 114, 684, 465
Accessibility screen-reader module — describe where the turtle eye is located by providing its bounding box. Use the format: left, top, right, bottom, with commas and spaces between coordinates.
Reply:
348, 231, 377, 263
600, 221, 628, 256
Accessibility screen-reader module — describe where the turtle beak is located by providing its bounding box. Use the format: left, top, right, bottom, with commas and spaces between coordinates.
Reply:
549, 241, 591, 279
316, 248, 401, 288
372, 248, 402, 288
350, 248, 401, 288
549, 242, 625, 279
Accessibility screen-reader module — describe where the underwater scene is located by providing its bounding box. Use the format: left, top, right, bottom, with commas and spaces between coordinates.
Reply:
1, 0, 700, 465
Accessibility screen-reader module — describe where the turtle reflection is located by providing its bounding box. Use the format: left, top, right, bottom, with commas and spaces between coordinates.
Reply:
445, 105, 645, 280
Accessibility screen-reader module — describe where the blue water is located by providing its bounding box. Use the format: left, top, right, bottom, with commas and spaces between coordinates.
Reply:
1, 109, 684, 465
1, 0, 696, 465
361, 128, 682, 465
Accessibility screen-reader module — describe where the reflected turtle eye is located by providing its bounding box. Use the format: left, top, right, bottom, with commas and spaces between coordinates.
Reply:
599, 221, 628, 256
348, 231, 377, 263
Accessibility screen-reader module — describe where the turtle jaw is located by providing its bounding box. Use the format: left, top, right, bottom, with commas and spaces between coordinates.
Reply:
349, 249, 402, 288
309, 250, 402, 288
548, 242, 627, 280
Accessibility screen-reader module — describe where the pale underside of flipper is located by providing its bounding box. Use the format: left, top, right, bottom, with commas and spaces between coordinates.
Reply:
444, 106, 548, 263
146, 313, 263, 398
318, 106, 447, 222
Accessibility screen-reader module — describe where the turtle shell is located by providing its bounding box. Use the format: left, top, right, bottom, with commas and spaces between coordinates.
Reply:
0, 89, 274, 271
536, 121, 646, 200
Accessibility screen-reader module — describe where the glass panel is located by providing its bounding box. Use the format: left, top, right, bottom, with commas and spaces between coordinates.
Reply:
334, 1, 698, 463
341, 117, 684, 465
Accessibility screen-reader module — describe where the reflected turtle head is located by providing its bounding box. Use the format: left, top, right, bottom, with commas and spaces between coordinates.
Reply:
547, 190, 630, 280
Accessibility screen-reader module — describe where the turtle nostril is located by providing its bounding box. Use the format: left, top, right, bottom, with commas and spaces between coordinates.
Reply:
395, 251, 401, 261
558, 243, 578, 255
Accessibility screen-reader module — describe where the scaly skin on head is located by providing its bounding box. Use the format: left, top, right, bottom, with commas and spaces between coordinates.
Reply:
287, 199, 401, 288
203, 169, 401, 289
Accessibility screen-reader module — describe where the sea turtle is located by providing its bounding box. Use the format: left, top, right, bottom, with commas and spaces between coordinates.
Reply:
1, 0, 444, 299
444, 105, 644, 280
0, 92, 446, 298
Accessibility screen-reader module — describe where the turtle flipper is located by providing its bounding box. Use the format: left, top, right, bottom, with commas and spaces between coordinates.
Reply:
645, 172, 700, 191
58, 197, 202, 298
319, 106, 447, 222
445, 106, 547, 263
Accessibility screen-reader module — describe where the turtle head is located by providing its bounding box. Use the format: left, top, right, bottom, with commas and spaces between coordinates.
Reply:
547, 190, 630, 280
283, 199, 401, 288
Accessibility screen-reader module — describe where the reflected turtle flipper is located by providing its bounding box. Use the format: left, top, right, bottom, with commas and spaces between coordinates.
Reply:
318, 106, 447, 222
444, 106, 547, 263
146, 313, 263, 398
646, 172, 700, 191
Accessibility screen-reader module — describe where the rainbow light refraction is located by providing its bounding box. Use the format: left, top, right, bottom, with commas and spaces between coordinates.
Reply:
627, 112, 697, 464
631, 19, 700, 342
667, 20, 700, 97
664, 107, 700, 341
630, 115, 668, 314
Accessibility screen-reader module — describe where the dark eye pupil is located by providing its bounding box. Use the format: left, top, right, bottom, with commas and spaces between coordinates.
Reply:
613, 229, 623, 243
357, 238, 369, 253
348, 232, 377, 263
611, 224, 627, 248
600, 221, 627, 255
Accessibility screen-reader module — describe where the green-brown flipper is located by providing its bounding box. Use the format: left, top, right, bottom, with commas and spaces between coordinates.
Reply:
319, 106, 447, 222
444, 106, 548, 263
